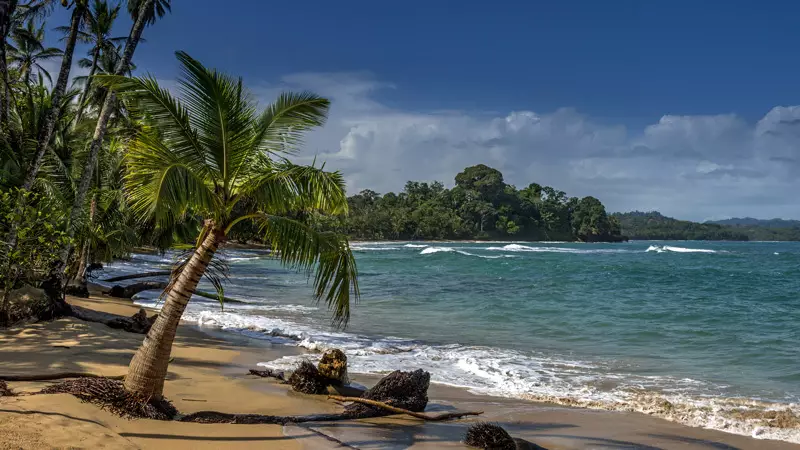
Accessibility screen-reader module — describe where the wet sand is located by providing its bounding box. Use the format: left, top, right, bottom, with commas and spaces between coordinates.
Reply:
1, 293, 798, 449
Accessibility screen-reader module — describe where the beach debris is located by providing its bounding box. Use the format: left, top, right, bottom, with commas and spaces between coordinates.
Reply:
248, 368, 285, 381
343, 369, 430, 418
107, 281, 168, 299
329, 395, 482, 421
326, 383, 367, 397
0, 380, 13, 396
40, 377, 176, 420
3, 285, 51, 326
318, 349, 349, 385
70, 305, 156, 334
102, 271, 171, 283
464, 422, 516, 450
288, 360, 328, 394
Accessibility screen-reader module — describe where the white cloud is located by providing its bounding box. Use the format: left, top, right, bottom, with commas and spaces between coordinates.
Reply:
244, 72, 800, 221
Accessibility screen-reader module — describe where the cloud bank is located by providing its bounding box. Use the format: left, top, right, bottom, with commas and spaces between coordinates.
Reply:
264, 73, 800, 221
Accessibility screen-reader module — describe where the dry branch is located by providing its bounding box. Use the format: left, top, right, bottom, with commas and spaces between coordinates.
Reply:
328, 395, 482, 421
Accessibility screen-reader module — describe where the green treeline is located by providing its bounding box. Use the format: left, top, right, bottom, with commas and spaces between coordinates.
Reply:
612, 211, 800, 241
308, 164, 626, 242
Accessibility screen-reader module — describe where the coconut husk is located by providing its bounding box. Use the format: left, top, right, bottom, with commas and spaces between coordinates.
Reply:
344, 369, 430, 418
464, 422, 516, 449
288, 360, 328, 395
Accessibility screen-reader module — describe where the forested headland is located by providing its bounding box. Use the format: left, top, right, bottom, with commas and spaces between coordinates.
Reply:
280, 164, 627, 243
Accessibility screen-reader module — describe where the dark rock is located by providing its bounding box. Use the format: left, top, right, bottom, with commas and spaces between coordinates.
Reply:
344, 369, 430, 418
288, 360, 328, 394
464, 422, 516, 450
107, 285, 126, 298
0, 380, 13, 397
318, 349, 349, 385
65, 283, 90, 298
4, 285, 50, 326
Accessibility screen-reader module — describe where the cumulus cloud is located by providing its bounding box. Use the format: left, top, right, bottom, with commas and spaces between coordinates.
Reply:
249, 72, 800, 221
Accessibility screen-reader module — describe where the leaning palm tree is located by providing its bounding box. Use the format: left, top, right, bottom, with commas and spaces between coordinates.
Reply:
100, 51, 359, 400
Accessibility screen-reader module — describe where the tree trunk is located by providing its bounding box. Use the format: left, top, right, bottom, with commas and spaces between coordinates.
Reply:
124, 226, 224, 399
73, 46, 99, 126
0, 0, 10, 128
62, 0, 153, 264
4, 4, 83, 256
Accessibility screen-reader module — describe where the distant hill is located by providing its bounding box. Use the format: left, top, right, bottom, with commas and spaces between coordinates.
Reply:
612, 211, 750, 241
612, 211, 800, 241
706, 217, 800, 228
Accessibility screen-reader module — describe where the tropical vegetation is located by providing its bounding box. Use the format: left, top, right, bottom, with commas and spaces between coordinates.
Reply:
301, 164, 626, 243
613, 211, 800, 241
0, 0, 359, 405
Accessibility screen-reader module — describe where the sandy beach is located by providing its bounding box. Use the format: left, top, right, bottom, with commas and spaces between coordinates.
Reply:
1, 292, 798, 450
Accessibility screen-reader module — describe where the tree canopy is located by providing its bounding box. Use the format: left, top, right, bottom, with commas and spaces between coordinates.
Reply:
305, 165, 625, 243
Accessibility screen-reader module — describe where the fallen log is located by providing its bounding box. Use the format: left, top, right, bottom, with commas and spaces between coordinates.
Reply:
102, 271, 171, 283
106, 282, 244, 304
0, 372, 125, 381
108, 281, 167, 298
328, 395, 482, 421
70, 305, 154, 334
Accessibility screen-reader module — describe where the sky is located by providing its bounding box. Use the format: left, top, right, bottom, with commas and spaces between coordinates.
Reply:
42, 0, 800, 221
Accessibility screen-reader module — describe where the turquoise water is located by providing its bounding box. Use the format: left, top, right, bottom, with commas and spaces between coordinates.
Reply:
102, 241, 800, 438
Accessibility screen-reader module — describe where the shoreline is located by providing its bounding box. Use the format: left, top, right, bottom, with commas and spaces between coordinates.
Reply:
2, 292, 799, 448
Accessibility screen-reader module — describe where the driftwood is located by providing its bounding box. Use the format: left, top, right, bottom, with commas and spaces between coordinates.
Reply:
107, 281, 167, 298
249, 368, 285, 381
106, 282, 244, 304
102, 271, 171, 283
70, 305, 154, 334
328, 395, 483, 421
0, 372, 125, 381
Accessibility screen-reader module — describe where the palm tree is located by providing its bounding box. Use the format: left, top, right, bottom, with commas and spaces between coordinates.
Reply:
0, 0, 55, 126
63, 0, 161, 263
64, 0, 125, 124
72, 43, 134, 120
3, 0, 88, 262
99, 51, 359, 400
8, 19, 62, 85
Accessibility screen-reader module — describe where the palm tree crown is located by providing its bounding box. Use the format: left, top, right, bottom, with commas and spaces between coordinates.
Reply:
102, 51, 359, 324
8, 20, 62, 84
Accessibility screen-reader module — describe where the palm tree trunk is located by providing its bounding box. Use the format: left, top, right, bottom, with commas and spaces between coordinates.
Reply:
0, 0, 11, 128
75, 195, 97, 284
73, 47, 99, 125
124, 225, 225, 399
62, 0, 153, 264
4, 4, 83, 263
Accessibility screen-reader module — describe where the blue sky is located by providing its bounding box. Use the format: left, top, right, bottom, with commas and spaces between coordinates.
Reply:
43, 1, 800, 220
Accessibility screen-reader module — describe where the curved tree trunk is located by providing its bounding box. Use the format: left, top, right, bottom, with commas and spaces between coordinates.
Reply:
62, 0, 154, 264
73, 46, 99, 126
124, 226, 224, 399
4, 4, 83, 257
0, 0, 10, 128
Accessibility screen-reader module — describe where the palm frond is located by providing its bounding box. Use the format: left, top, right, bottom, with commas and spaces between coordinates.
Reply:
240, 160, 348, 216
123, 130, 217, 227
253, 214, 359, 327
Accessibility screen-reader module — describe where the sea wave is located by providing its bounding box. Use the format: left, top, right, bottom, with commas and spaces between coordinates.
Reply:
131, 295, 800, 443
403, 243, 429, 248
352, 246, 403, 251
419, 246, 513, 259
646, 245, 717, 254
485, 244, 629, 254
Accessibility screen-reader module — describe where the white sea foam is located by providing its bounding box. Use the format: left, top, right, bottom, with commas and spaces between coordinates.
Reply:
419, 247, 513, 259
128, 290, 800, 443
403, 243, 429, 248
646, 245, 717, 254
485, 244, 628, 254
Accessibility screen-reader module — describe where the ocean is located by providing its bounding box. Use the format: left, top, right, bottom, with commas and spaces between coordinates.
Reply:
99, 241, 800, 442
